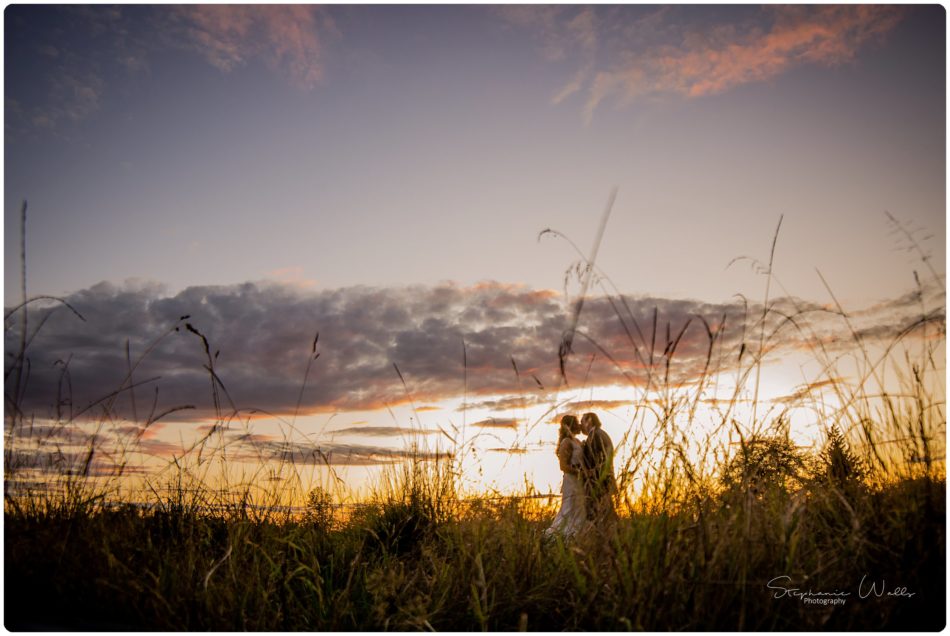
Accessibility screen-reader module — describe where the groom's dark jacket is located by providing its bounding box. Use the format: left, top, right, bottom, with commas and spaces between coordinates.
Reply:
582, 427, 616, 503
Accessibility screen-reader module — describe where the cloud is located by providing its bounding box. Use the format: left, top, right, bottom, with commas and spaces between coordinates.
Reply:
6, 279, 937, 424
643, 6, 902, 98
266, 266, 318, 290
470, 418, 520, 430
3, 436, 149, 488
9, 422, 104, 448
18, 66, 106, 131
328, 426, 442, 438
5, 5, 338, 135
563, 399, 636, 411
238, 439, 451, 466
5, 418, 452, 479
499, 5, 904, 122
50, 72, 104, 121
458, 395, 544, 412
134, 437, 184, 458
5, 6, 151, 133
487, 447, 529, 455
169, 5, 337, 90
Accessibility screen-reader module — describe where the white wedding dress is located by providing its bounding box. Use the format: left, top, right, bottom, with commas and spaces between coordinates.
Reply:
544, 437, 587, 539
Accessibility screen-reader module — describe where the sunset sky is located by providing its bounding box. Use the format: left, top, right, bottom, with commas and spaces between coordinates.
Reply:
4, 5, 946, 498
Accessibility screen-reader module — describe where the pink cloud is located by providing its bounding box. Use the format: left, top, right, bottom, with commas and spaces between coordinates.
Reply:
657, 6, 903, 99
517, 6, 905, 122
137, 437, 183, 457
173, 5, 337, 90
265, 266, 318, 289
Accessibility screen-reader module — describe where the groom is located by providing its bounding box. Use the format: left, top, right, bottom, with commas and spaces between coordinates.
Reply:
580, 412, 617, 525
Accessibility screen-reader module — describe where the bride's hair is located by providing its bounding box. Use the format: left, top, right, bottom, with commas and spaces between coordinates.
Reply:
557, 414, 579, 455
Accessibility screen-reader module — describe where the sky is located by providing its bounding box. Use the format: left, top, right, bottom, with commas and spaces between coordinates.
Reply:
4, 4, 946, 500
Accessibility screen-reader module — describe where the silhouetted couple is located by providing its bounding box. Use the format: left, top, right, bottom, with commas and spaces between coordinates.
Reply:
543, 412, 617, 541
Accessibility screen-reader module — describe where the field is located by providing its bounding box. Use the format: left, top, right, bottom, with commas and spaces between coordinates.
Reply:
4, 218, 946, 631
3, 457, 946, 631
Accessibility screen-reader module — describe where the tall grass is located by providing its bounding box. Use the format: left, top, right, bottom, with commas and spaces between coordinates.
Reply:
4, 205, 945, 630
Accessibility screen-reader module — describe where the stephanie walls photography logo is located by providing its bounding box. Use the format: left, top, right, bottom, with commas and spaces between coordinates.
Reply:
767, 575, 917, 607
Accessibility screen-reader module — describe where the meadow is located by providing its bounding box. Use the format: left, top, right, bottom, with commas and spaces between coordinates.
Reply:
4, 213, 946, 631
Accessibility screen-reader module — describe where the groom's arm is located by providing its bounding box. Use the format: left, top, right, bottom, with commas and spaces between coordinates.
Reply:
592, 430, 613, 476
582, 440, 596, 470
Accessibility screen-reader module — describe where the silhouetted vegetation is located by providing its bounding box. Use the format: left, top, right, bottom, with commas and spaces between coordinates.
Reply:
4, 205, 945, 630
4, 454, 945, 630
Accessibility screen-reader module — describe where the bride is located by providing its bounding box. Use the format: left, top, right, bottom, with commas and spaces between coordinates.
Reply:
544, 414, 587, 540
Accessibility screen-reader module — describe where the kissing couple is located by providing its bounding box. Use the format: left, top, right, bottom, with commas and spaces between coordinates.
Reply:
543, 412, 618, 541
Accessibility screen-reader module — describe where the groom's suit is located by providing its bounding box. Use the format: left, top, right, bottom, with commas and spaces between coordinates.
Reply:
581, 427, 617, 522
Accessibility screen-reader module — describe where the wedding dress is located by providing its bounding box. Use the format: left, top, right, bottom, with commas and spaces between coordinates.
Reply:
543, 437, 587, 539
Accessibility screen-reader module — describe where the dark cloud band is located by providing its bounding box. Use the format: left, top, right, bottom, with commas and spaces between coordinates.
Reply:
6, 279, 940, 422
